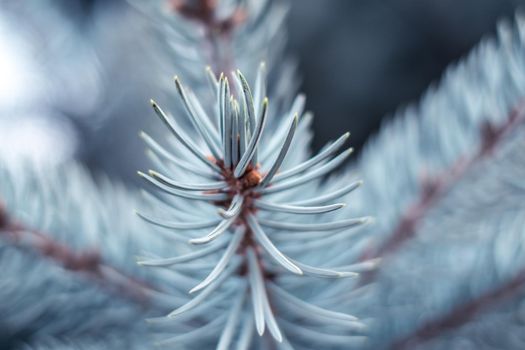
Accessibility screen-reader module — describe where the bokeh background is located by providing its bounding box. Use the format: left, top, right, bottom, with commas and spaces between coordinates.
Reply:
0, 0, 524, 180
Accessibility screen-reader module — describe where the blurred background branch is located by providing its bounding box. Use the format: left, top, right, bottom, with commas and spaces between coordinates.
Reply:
2, 0, 524, 180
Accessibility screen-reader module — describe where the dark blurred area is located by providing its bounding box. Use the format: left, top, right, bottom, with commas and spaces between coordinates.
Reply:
0, 0, 524, 181
288, 0, 525, 151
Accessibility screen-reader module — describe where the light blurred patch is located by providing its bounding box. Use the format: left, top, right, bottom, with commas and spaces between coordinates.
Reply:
0, 115, 78, 166
0, 14, 42, 110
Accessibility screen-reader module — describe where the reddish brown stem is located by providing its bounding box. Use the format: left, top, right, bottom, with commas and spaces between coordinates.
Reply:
169, 0, 246, 76
393, 269, 525, 349
360, 100, 525, 265
0, 202, 156, 307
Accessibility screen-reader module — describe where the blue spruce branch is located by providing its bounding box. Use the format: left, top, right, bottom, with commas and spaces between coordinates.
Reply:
0, 162, 177, 349
133, 0, 299, 112
138, 64, 374, 348
3, 0, 525, 349
345, 14, 525, 349
394, 267, 525, 349
360, 98, 525, 267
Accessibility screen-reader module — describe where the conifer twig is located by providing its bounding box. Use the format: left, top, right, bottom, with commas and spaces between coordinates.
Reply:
393, 268, 525, 349
0, 201, 157, 307
169, 0, 246, 75
361, 99, 525, 267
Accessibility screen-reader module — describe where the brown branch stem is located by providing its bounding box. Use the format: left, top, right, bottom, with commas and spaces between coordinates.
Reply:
169, 0, 246, 77
393, 268, 525, 349
360, 100, 525, 266
0, 201, 157, 308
